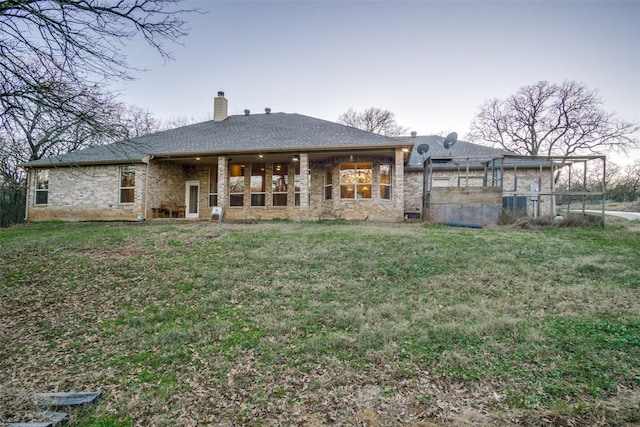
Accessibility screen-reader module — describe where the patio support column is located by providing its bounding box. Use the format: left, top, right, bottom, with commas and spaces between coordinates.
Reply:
300, 152, 309, 208
217, 156, 227, 207
394, 147, 405, 218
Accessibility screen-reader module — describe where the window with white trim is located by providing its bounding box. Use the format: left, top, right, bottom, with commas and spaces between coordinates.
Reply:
340, 163, 372, 199
209, 165, 218, 207
251, 163, 266, 207
272, 163, 288, 207
432, 177, 451, 188
35, 169, 49, 205
380, 163, 392, 200
120, 166, 135, 203
324, 165, 333, 200
229, 164, 245, 207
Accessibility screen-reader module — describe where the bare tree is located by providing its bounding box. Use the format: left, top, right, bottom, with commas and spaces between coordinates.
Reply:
0, 68, 127, 183
117, 105, 162, 139
0, 0, 192, 126
0, 91, 172, 185
468, 80, 639, 156
160, 115, 199, 130
0, 67, 168, 226
337, 107, 408, 136
597, 160, 621, 193
608, 160, 640, 202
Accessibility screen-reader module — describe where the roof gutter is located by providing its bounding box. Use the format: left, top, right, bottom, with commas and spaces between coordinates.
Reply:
150, 143, 410, 159
19, 158, 147, 169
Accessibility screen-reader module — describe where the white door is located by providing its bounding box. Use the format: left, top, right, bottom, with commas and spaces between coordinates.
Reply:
185, 181, 200, 219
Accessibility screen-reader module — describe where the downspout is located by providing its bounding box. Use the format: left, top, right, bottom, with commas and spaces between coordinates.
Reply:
144, 162, 149, 220
581, 160, 587, 215
142, 155, 151, 220
23, 168, 30, 221
601, 157, 606, 227
550, 158, 556, 216
422, 157, 431, 221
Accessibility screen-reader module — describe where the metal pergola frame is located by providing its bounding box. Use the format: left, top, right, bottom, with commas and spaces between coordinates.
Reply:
422, 154, 607, 225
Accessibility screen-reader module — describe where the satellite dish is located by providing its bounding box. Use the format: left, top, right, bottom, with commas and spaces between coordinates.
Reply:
416, 144, 430, 155
443, 132, 458, 150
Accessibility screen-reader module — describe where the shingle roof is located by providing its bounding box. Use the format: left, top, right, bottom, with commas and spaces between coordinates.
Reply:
398, 135, 560, 170
23, 113, 406, 167
398, 135, 512, 169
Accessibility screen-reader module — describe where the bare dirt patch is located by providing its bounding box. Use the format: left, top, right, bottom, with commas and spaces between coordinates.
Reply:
68, 243, 153, 263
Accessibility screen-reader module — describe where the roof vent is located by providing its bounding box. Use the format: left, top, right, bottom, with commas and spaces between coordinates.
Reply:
265, 107, 271, 114
411, 131, 417, 138
244, 109, 250, 116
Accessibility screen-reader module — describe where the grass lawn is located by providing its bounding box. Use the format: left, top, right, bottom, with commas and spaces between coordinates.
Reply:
1, 220, 639, 426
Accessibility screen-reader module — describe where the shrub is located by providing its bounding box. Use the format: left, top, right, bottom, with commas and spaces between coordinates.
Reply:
499, 209, 520, 225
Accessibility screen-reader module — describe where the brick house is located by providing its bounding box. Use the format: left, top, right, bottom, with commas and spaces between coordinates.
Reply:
22, 92, 572, 224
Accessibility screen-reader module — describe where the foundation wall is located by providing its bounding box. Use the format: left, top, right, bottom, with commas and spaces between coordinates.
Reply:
428, 187, 503, 225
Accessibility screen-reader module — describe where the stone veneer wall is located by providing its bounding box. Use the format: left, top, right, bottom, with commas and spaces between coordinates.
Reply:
218, 162, 312, 222
220, 155, 405, 222
309, 156, 404, 222
145, 162, 192, 217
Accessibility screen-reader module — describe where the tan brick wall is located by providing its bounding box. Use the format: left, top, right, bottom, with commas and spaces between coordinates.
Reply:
393, 147, 405, 215
501, 168, 555, 217
29, 154, 555, 223
216, 156, 227, 208
27, 164, 145, 221
27, 162, 219, 222
146, 163, 214, 219
220, 155, 404, 222
145, 162, 188, 217
299, 153, 310, 209
221, 159, 321, 222
308, 156, 403, 222
404, 170, 423, 217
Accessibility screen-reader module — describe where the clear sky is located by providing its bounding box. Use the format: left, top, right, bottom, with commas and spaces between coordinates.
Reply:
112, 0, 640, 162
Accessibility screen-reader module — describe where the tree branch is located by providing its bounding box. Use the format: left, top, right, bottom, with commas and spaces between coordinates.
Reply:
468, 80, 640, 157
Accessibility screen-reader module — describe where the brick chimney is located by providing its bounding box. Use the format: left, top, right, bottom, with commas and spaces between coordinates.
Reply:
213, 91, 228, 122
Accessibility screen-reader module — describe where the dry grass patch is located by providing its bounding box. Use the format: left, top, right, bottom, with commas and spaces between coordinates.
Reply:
0, 388, 47, 424
1, 221, 639, 425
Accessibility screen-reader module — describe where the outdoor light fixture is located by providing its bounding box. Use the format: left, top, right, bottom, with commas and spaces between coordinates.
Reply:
293, 154, 299, 161
258, 154, 264, 158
